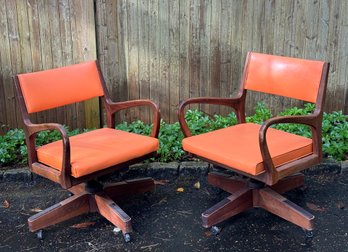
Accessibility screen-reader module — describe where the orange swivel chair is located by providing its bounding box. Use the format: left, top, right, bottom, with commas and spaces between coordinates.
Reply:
178, 52, 329, 237
14, 61, 160, 242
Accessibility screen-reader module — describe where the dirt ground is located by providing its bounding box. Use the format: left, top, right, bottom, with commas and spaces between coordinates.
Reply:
0, 167, 347, 252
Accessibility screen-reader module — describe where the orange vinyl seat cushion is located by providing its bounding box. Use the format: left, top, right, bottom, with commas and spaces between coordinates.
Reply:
37, 128, 159, 178
182, 123, 313, 176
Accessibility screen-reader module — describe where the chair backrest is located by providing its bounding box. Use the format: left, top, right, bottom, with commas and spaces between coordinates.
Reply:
243, 52, 325, 103
17, 61, 104, 113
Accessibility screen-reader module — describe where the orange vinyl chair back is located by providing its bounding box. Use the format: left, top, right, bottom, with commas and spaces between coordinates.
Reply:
18, 61, 104, 113
244, 52, 324, 103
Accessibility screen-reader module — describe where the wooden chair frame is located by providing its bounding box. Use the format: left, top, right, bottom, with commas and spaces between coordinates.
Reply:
14, 61, 160, 241
178, 52, 329, 234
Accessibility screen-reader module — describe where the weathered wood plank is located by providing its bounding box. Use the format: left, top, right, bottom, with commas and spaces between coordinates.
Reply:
70, 0, 99, 129
199, 0, 211, 115
335, 0, 348, 112
179, 0, 190, 107
0, 0, 11, 133
4, 0, 21, 128
138, 0, 151, 123
116, 0, 129, 123
127, 0, 140, 122
209, 0, 221, 115
0, 51, 6, 134
220, 0, 233, 116
158, 0, 170, 122
36, 0, 55, 124
27, 0, 42, 71
325, 0, 340, 112
189, 0, 201, 113
168, 0, 180, 123
149, 0, 160, 118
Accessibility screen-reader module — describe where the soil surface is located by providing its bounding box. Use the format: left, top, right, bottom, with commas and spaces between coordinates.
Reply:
0, 168, 347, 252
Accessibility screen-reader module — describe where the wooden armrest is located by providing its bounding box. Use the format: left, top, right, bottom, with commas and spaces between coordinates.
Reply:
258, 114, 320, 177
178, 96, 244, 137
104, 99, 160, 138
27, 122, 69, 137
25, 122, 71, 180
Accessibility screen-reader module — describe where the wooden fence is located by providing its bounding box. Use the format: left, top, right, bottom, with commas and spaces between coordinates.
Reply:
0, 0, 98, 134
1, 0, 348, 133
96, 0, 348, 123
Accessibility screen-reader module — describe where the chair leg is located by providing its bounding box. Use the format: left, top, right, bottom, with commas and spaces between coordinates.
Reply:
103, 177, 155, 201
270, 173, 304, 194
28, 177, 154, 237
254, 187, 314, 230
28, 193, 90, 232
94, 192, 132, 234
203, 172, 313, 231
202, 187, 253, 228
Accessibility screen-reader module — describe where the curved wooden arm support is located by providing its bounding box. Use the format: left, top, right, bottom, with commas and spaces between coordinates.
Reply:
25, 122, 72, 186
259, 113, 321, 182
178, 95, 246, 137
104, 99, 161, 138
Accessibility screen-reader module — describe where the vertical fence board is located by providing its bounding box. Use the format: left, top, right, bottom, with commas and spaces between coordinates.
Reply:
179, 0, 190, 107
199, 0, 211, 115
126, 0, 139, 122
0, 0, 97, 134
70, 0, 99, 129
219, 0, 232, 116
149, 0, 160, 120
169, 0, 180, 122
4, 0, 21, 129
159, 0, 170, 122
138, 0, 151, 122
209, 0, 221, 115
0, 0, 11, 132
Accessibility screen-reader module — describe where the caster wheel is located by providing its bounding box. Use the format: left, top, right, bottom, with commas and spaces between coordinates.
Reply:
210, 226, 221, 235
303, 229, 314, 238
123, 233, 131, 243
112, 227, 121, 234
36, 230, 43, 240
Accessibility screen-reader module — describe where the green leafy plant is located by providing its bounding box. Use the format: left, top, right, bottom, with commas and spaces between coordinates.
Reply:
116, 120, 152, 135
273, 103, 314, 138
321, 111, 348, 161
0, 129, 26, 166
157, 121, 185, 162
1, 103, 347, 166
246, 102, 272, 124
0, 126, 83, 166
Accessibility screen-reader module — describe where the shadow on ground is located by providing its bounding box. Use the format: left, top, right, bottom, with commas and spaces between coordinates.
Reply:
0, 166, 347, 252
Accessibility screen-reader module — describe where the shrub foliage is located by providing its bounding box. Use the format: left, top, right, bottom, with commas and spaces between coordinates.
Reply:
1, 103, 347, 167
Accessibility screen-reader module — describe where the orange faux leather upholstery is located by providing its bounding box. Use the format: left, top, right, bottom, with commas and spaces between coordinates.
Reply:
37, 128, 159, 178
245, 53, 324, 103
18, 61, 104, 113
182, 123, 312, 175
